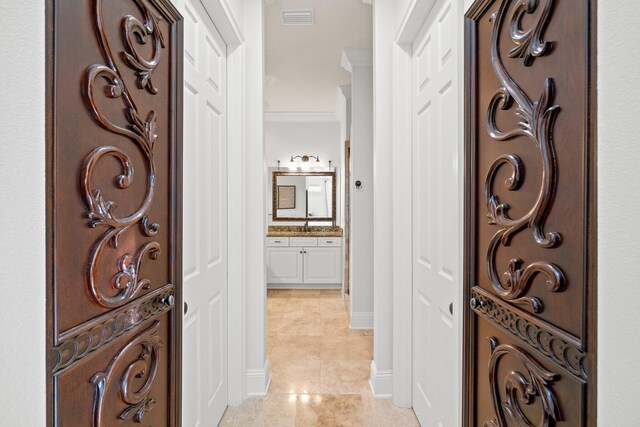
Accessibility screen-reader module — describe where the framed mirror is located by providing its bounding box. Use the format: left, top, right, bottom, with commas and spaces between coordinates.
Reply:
272, 171, 336, 222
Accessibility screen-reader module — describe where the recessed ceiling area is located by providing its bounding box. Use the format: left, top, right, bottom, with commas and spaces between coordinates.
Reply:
265, 0, 372, 112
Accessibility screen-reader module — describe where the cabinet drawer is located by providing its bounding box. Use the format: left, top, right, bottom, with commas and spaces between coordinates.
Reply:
267, 237, 289, 247
317, 238, 341, 247
290, 237, 318, 247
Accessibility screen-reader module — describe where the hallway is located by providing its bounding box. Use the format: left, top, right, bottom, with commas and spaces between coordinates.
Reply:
220, 290, 419, 426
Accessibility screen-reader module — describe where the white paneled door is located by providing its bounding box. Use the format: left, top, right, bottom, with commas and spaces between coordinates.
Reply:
178, 0, 228, 425
411, 0, 461, 425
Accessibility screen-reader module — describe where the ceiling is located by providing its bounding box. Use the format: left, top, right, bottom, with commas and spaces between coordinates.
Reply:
264, 0, 372, 112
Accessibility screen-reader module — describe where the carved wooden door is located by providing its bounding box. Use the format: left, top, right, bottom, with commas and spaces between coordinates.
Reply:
46, 0, 182, 425
464, 0, 596, 426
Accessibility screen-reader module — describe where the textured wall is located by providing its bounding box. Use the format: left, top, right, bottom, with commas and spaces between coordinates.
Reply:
0, 1, 46, 425
598, 0, 640, 423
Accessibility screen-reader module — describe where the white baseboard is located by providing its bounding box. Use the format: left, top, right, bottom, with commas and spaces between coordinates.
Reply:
246, 359, 271, 397
267, 283, 342, 290
350, 311, 373, 329
369, 360, 393, 399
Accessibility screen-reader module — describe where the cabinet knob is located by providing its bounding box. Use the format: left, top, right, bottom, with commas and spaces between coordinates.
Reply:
184, 301, 188, 314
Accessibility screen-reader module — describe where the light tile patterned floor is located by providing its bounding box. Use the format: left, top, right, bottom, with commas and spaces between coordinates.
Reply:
220, 289, 420, 426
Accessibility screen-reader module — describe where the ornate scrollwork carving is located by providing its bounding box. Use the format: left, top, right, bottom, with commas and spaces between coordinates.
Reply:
471, 287, 587, 380
485, 339, 562, 427
52, 286, 174, 373
484, 0, 565, 312
507, 0, 556, 66
121, 1, 166, 94
82, 0, 165, 308
92, 321, 163, 425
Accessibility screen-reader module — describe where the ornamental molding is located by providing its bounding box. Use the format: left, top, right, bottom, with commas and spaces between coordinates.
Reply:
485, 339, 563, 427
484, 0, 565, 313
82, 0, 166, 309
471, 287, 587, 380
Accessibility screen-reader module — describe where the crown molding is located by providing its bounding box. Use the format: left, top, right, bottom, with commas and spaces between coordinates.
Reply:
264, 112, 339, 123
341, 48, 373, 72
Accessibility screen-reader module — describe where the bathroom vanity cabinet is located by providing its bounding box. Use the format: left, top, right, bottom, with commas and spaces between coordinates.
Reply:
266, 237, 342, 287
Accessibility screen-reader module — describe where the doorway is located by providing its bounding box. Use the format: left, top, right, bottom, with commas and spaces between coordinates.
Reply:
248, 0, 420, 424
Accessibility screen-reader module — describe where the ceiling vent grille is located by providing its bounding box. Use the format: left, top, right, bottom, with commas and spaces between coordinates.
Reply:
282, 9, 314, 25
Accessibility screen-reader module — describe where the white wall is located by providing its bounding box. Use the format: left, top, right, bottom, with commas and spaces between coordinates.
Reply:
243, 0, 270, 396
370, 0, 395, 398
264, 119, 342, 227
598, 0, 640, 423
264, 120, 342, 171
0, 2, 46, 425
343, 49, 374, 329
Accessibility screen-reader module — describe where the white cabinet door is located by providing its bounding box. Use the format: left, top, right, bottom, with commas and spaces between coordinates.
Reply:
179, 0, 228, 425
304, 247, 342, 284
411, 0, 461, 425
267, 247, 304, 283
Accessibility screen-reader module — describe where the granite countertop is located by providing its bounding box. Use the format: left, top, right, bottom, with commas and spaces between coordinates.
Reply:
267, 225, 343, 237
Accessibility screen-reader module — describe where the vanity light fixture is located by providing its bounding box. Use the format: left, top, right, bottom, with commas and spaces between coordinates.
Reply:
290, 155, 320, 164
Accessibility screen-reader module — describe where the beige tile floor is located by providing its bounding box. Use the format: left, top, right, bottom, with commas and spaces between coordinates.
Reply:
220, 289, 420, 426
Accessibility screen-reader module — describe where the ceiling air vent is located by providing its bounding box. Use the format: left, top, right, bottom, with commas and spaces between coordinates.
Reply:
282, 9, 314, 26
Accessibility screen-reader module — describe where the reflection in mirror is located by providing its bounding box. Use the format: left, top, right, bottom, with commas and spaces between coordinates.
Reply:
272, 171, 336, 222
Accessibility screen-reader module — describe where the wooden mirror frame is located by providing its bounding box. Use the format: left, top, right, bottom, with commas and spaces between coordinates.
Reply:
272, 171, 337, 222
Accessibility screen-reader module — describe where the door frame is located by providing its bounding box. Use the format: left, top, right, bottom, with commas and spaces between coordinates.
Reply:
391, 1, 465, 420
344, 139, 351, 296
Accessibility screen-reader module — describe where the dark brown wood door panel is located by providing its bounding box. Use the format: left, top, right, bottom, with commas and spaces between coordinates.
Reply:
464, 0, 596, 425
47, 0, 183, 425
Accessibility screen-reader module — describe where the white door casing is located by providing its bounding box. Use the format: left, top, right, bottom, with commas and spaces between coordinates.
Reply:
179, 0, 228, 424
411, 0, 461, 425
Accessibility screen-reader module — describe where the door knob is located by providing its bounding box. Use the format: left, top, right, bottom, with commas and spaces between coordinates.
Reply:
158, 294, 175, 307
157, 295, 176, 307
184, 301, 188, 314
469, 298, 485, 309
449, 302, 453, 315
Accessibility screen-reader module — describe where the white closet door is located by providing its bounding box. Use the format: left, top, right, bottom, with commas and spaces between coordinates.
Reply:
179, 0, 228, 424
411, 0, 461, 425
